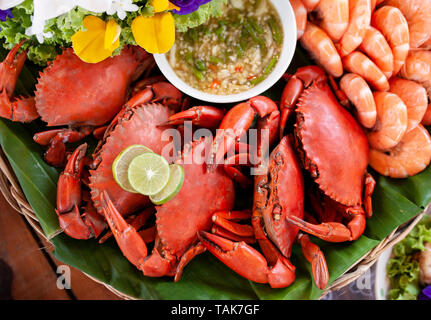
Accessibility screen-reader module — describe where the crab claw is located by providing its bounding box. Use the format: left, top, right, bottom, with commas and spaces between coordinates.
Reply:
297, 233, 329, 290
198, 231, 295, 288
280, 66, 326, 137
160, 106, 225, 128
0, 41, 38, 122
34, 128, 90, 167
100, 191, 148, 270
208, 96, 279, 168
0, 40, 27, 95
56, 144, 92, 239
151, 82, 183, 109
286, 210, 366, 242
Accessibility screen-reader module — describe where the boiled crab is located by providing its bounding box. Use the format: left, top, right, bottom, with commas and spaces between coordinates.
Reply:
279, 66, 376, 242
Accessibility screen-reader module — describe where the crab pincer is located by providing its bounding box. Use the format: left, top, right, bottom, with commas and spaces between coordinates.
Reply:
100, 191, 148, 270
0, 40, 38, 122
207, 96, 280, 169
198, 231, 295, 288
56, 144, 91, 239
160, 106, 225, 128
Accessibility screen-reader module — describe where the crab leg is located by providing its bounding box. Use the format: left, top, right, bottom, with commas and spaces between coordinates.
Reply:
208, 96, 280, 168
93, 125, 109, 140
286, 208, 366, 242
0, 41, 38, 122
100, 191, 148, 270
297, 233, 329, 290
212, 209, 252, 221
210, 209, 255, 243
222, 166, 252, 188
211, 225, 256, 244
82, 193, 107, 238
174, 242, 207, 282
56, 144, 92, 239
280, 66, 326, 137
211, 213, 254, 237
198, 231, 295, 288
34, 127, 92, 167
161, 106, 225, 128
98, 206, 155, 243
251, 196, 297, 288
363, 172, 376, 219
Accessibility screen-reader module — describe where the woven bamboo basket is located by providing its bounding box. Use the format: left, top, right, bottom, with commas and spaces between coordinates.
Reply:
0, 147, 426, 300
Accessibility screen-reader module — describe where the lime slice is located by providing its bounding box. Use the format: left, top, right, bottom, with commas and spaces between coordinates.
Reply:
112, 145, 153, 193
128, 153, 170, 196
150, 164, 185, 205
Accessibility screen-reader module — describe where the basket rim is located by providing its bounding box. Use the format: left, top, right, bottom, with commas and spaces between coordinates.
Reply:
0, 148, 426, 300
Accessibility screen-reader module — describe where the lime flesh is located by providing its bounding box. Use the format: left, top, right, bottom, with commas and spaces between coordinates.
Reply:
128, 153, 170, 196
150, 164, 185, 205
112, 145, 153, 193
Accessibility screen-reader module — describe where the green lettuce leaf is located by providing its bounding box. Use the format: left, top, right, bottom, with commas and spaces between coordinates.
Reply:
387, 216, 431, 300
173, 0, 227, 32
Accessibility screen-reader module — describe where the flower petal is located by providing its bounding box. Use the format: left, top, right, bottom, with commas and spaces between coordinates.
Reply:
132, 12, 175, 54
75, 0, 115, 13
0, 0, 25, 10
104, 19, 121, 51
30, 0, 75, 35
71, 16, 113, 63
167, 2, 181, 11
152, 0, 169, 13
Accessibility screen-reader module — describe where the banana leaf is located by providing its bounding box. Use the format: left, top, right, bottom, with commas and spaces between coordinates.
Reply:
0, 49, 429, 300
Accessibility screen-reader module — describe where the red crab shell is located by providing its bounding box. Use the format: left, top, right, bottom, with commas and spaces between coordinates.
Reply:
35, 46, 149, 127
156, 137, 235, 258
89, 103, 173, 216
295, 78, 369, 206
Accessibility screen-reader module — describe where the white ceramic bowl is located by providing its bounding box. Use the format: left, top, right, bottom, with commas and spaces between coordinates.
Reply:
374, 246, 393, 300
154, 0, 297, 104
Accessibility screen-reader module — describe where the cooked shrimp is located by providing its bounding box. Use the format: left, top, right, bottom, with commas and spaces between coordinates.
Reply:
300, 22, 344, 77
340, 73, 377, 128
359, 26, 394, 79
389, 77, 428, 132
371, 6, 410, 75
400, 50, 431, 90
421, 37, 431, 50
342, 51, 390, 91
302, 0, 320, 11
367, 91, 408, 151
315, 0, 349, 41
422, 106, 431, 126
369, 124, 431, 178
401, 51, 431, 127
371, 0, 384, 11
384, 0, 431, 49
336, 0, 372, 57
290, 0, 308, 39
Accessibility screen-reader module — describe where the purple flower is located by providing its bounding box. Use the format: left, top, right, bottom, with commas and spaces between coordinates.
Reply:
0, 9, 13, 22
418, 286, 431, 300
170, 0, 212, 15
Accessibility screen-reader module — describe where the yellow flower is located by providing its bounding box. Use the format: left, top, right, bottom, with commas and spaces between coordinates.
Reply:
71, 16, 121, 63
152, 0, 180, 12
132, 12, 175, 54
131, 0, 179, 54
